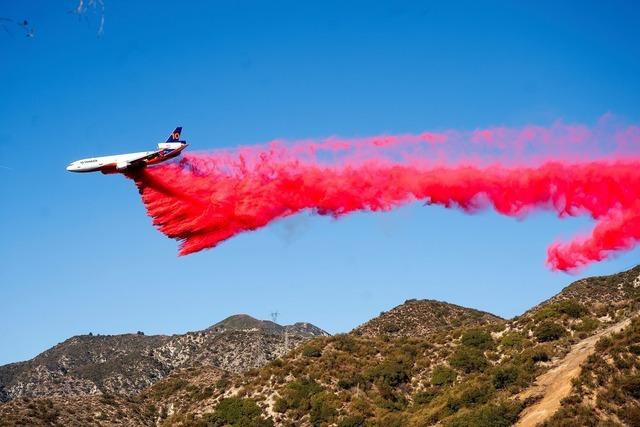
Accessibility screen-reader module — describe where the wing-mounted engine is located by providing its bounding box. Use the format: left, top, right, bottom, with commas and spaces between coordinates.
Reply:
116, 161, 130, 170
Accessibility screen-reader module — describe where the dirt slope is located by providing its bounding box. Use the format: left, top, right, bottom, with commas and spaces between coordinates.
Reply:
515, 317, 632, 427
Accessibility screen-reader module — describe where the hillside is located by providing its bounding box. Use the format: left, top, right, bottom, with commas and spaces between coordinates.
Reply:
1, 265, 640, 426
156, 264, 638, 426
0, 315, 328, 403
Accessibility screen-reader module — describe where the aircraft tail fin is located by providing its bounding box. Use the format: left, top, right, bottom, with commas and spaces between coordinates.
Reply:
166, 127, 185, 143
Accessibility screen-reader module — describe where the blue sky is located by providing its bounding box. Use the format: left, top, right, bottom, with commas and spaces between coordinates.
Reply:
1, 1, 640, 365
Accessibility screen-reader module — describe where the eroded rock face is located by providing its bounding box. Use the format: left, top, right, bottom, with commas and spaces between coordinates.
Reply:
0, 315, 328, 402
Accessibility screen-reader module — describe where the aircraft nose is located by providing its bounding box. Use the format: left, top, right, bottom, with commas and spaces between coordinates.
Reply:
66, 163, 76, 171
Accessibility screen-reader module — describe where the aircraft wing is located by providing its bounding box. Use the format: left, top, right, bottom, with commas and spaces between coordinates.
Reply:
127, 150, 165, 168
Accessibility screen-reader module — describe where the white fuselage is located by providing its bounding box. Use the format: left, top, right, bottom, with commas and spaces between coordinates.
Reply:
66, 151, 156, 173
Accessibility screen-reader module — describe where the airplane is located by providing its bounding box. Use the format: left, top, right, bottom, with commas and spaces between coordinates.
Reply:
66, 127, 188, 174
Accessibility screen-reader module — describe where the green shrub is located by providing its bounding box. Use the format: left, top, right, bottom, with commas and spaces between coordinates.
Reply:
542, 404, 598, 426
152, 378, 188, 398
349, 397, 374, 418
364, 359, 410, 387
527, 346, 551, 363
534, 306, 559, 321
555, 300, 587, 318
595, 336, 613, 352
445, 400, 522, 427
215, 377, 230, 389
310, 392, 337, 426
614, 355, 632, 370
337, 374, 361, 390
461, 329, 493, 349
492, 365, 520, 389
621, 374, 640, 399
447, 383, 494, 412
338, 414, 366, 427
276, 378, 323, 412
202, 397, 273, 427
400, 343, 419, 358
302, 345, 322, 358
413, 387, 440, 405
535, 321, 566, 342
572, 317, 599, 333
534, 300, 587, 322
499, 332, 524, 349
431, 365, 457, 386
449, 347, 488, 373
273, 398, 288, 414
372, 381, 408, 411
333, 335, 358, 353
375, 412, 407, 427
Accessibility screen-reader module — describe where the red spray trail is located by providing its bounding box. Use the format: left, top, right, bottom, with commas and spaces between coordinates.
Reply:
128, 119, 640, 271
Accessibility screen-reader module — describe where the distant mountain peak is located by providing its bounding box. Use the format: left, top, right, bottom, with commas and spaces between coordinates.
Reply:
209, 314, 281, 333
208, 314, 329, 337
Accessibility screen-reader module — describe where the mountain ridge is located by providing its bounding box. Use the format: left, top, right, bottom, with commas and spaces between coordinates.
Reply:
0, 315, 328, 403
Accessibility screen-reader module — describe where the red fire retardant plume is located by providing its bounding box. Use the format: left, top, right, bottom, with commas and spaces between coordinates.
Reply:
127, 120, 640, 272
